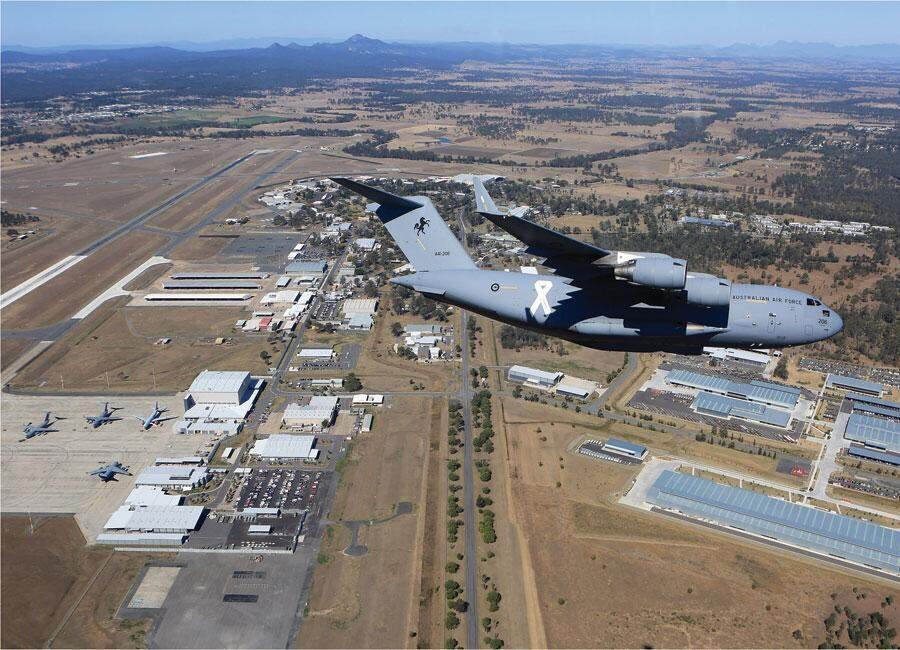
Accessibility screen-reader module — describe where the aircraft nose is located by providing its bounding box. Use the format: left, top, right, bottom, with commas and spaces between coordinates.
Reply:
833, 311, 844, 334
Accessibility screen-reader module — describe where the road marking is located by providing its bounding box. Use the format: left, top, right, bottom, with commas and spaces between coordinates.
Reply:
0, 255, 87, 310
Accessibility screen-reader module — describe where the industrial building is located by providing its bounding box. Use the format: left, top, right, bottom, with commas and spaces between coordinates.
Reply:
186, 370, 254, 405
124, 486, 184, 507
162, 280, 261, 290
846, 393, 900, 420
250, 434, 319, 460
282, 396, 339, 429
352, 394, 384, 406
261, 290, 301, 305
285, 260, 328, 276
342, 298, 378, 317
554, 376, 599, 400
170, 272, 269, 280
405, 324, 442, 335
145, 293, 252, 302
702, 347, 771, 366
508, 365, 564, 389
647, 470, 899, 575
692, 391, 793, 429
135, 465, 211, 491
100, 504, 205, 545
344, 314, 374, 330
354, 238, 377, 251
578, 438, 646, 464
298, 348, 334, 359
847, 443, 900, 467
843, 413, 900, 454
666, 369, 800, 410
825, 373, 884, 397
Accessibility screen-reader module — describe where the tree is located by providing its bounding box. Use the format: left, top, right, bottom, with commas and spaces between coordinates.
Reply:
273, 214, 286, 226
344, 373, 362, 391
486, 590, 501, 612
774, 356, 789, 380
444, 611, 460, 630
390, 322, 403, 337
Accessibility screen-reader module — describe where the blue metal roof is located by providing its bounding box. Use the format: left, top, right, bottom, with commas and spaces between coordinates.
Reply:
851, 402, 900, 420
603, 438, 647, 456
648, 470, 899, 574
847, 393, 900, 417
847, 444, 900, 466
844, 414, 900, 453
693, 391, 792, 428
826, 374, 884, 395
667, 369, 800, 409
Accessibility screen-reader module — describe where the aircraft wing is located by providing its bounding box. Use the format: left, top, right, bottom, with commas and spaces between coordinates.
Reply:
88, 468, 103, 476
473, 179, 611, 261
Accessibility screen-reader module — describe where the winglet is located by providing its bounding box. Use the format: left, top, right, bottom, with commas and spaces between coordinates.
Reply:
473, 178, 503, 216
331, 177, 422, 211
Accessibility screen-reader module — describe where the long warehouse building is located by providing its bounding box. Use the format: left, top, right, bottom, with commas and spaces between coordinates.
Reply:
648, 470, 899, 574
667, 369, 800, 409
144, 293, 252, 302
162, 281, 261, 290
843, 413, 900, 454
170, 272, 269, 280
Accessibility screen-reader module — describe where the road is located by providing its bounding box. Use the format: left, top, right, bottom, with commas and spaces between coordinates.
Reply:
455, 207, 480, 649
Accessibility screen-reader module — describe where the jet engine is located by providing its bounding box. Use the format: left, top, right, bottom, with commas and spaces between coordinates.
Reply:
682, 273, 732, 307
614, 257, 687, 289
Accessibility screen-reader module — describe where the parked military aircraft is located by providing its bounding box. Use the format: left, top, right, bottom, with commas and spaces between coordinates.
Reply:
85, 402, 121, 428
134, 402, 169, 430
20, 412, 57, 440
89, 461, 131, 482
332, 177, 842, 353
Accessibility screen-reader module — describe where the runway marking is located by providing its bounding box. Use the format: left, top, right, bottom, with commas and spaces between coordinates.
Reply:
0, 255, 87, 310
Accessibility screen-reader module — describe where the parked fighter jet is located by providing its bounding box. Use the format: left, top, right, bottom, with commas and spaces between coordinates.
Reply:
134, 402, 169, 430
21, 412, 56, 440
89, 461, 131, 482
85, 402, 121, 428
332, 177, 842, 353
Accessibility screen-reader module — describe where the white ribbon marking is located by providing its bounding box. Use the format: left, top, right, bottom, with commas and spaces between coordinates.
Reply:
530, 280, 554, 317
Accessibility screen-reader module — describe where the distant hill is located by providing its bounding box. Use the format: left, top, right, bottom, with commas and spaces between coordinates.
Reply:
3, 35, 899, 102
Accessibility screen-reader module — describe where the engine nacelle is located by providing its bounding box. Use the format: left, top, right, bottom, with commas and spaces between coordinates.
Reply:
614, 257, 687, 289
683, 273, 732, 307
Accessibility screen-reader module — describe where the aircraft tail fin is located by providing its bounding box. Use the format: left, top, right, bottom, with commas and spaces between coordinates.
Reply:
473, 178, 502, 216
331, 177, 475, 272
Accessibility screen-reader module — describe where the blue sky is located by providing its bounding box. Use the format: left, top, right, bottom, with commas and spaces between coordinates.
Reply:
3, 1, 899, 48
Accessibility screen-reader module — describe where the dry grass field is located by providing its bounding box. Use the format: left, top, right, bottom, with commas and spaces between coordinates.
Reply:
296, 396, 438, 648
0, 515, 162, 649
494, 398, 899, 648
167, 233, 236, 260
1, 231, 168, 331
10, 304, 270, 393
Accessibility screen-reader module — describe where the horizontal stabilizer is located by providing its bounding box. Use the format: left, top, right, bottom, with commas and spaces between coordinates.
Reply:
473, 178, 610, 259
331, 177, 422, 212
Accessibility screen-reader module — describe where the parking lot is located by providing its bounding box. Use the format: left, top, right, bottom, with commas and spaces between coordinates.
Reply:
236, 468, 323, 512
222, 234, 304, 270
311, 299, 341, 321
800, 356, 900, 388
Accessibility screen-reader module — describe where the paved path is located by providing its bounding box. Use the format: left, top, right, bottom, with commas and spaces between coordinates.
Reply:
1, 255, 87, 309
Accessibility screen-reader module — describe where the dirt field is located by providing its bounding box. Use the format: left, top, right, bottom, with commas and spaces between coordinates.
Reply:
494, 399, 900, 648
10, 304, 271, 393
0, 515, 162, 649
1, 231, 169, 331
168, 234, 236, 260
296, 396, 438, 648
1, 338, 35, 372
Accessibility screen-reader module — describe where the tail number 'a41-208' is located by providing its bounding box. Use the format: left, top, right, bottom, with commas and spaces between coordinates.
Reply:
434, 251, 450, 256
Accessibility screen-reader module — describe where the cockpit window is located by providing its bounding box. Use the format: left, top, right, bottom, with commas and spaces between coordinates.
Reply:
807, 298, 815, 306
822, 309, 831, 317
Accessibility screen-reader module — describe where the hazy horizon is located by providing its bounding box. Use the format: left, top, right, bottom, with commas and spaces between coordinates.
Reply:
3, 1, 900, 49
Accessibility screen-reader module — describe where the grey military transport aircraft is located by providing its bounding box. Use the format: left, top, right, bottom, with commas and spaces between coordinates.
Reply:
332, 177, 843, 353
20, 412, 57, 440
134, 402, 169, 430
85, 402, 121, 428
89, 461, 131, 482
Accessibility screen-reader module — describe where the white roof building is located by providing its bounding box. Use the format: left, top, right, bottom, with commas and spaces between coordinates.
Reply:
298, 348, 334, 359
342, 298, 378, 316
188, 370, 252, 405
251, 434, 320, 460
283, 396, 339, 428
404, 323, 441, 335
261, 290, 300, 305
354, 238, 377, 251
345, 314, 374, 330
508, 365, 563, 388
104, 505, 205, 534
124, 486, 184, 507
352, 394, 384, 405
135, 465, 210, 491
